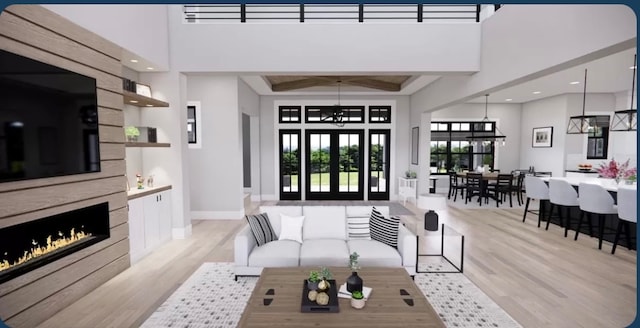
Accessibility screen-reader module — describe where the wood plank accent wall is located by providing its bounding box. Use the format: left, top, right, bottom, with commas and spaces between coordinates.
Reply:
0, 5, 130, 327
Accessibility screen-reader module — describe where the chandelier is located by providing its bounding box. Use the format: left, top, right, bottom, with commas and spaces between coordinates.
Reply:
466, 94, 507, 145
320, 80, 345, 127
567, 69, 598, 134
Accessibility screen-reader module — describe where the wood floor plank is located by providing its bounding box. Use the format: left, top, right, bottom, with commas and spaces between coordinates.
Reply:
35, 201, 636, 328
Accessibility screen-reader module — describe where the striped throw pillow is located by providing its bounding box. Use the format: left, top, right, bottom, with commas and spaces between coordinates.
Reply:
347, 216, 371, 240
369, 207, 400, 248
246, 213, 277, 246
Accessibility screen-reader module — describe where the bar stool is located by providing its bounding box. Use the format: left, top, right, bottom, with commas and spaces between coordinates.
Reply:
576, 182, 617, 250
611, 186, 636, 254
547, 179, 580, 237
522, 176, 549, 227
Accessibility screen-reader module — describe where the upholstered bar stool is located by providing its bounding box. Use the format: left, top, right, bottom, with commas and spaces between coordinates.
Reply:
522, 176, 550, 227
547, 179, 580, 237
611, 186, 636, 254
576, 182, 617, 250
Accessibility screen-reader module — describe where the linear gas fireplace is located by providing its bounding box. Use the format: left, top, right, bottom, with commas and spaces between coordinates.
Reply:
0, 202, 110, 284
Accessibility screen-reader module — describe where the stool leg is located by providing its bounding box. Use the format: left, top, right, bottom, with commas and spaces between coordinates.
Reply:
564, 207, 571, 238
598, 215, 605, 250
574, 210, 584, 241
546, 203, 555, 230
522, 198, 530, 223
624, 221, 633, 250
612, 220, 623, 254
557, 205, 564, 228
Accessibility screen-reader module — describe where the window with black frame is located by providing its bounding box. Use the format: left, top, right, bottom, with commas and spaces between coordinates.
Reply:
279, 106, 301, 123
430, 121, 495, 174
586, 117, 610, 159
305, 106, 365, 124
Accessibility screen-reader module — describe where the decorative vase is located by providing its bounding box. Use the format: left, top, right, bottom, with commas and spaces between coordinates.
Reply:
351, 298, 365, 309
346, 272, 363, 293
307, 280, 319, 291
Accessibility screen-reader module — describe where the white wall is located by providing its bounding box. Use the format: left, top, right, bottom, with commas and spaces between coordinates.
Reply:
431, 102, 523, 172
238, 78, 261, 195
258, 95, 410, 200
166, 5, 480, 73
187, 75, 244, 218
411, 4, 636, 112
44, 5, 170, 70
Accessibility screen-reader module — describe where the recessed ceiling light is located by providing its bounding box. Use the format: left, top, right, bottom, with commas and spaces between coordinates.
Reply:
532, 91, 541, 94
130, 59, 139, 63
505, 98, 513, 101
146, 104, 153, 107
130, 100, 138, 103
146, 67, 154, 70
569, 81, 580, 85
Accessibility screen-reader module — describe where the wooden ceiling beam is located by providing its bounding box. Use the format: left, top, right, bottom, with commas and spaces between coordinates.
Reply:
343, 78, 401, 92
271, 77, 335, 92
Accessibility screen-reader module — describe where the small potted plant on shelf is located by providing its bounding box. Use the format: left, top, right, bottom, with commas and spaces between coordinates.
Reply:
351, 290, 365, 309
124, 126, 140, 142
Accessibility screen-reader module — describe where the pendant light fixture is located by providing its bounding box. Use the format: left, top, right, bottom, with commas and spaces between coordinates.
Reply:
321, 79, 345, 127
567, 69, 597, 134
610, 54, 637, 131
466, 94, 507, 145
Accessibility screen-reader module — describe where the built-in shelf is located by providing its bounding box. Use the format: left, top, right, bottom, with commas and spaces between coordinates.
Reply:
123, 91, 170, 107
127, 185, 172, 200
125, 142, 171, 148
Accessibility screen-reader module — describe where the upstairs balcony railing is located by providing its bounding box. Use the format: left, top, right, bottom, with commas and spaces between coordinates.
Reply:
183, 4, 490, 23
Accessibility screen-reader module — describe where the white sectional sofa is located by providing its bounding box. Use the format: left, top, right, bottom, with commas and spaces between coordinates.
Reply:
234, 205, 417, 279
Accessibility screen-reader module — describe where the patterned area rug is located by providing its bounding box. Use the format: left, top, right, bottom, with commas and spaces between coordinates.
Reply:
274, 200, 414, 216
141, 261, 522, 328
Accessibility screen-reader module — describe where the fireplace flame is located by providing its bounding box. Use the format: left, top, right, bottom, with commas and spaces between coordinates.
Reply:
0, 227, 91, 273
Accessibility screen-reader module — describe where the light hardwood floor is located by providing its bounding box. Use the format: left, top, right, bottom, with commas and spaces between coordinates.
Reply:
36, 201, 636, 328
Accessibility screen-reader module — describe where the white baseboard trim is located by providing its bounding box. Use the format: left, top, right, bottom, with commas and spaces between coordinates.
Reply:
261, 194, 277, 201
250, 195, 262, 202
191, 210, 244, 220
172, 224, 193, 239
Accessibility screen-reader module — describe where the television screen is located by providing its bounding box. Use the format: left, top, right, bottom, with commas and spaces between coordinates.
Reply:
0, 49, 100, 182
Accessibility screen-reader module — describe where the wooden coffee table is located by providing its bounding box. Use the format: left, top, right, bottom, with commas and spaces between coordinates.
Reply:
237, 267, 445, 328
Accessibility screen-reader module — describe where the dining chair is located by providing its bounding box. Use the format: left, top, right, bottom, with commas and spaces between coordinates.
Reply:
522, 176, 549, 227
486, 174, 513, 207
612, 187, 636, 254
465, 173, 483, 206
510, 172, 526, 206
576, 182, 617, 250
548, 179, 580, 237
447, 172, 466, 201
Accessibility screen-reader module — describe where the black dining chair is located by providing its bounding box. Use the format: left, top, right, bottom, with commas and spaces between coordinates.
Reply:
465, 173, 484, 206
448, 172, 466, 201
486, 174, 514, 207
508, 172, 526, 206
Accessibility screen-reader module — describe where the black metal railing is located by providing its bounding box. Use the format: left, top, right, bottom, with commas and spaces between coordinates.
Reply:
183, 4, 482, 23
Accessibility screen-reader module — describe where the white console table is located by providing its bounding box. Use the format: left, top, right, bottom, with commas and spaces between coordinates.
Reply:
398, 177, 418, 205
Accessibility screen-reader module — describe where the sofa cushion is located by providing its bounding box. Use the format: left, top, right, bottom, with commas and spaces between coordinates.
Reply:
299, 239, 350, 267
347, 240, 402, 267
346, 216, 371, 240
278, 214, 305, 243
369, 207, 400, 248
245, 213, 278, 246
346, 206, 389, 218
259, 206, 303, 237
248, 240, 301, 267
302, 206, 347, 240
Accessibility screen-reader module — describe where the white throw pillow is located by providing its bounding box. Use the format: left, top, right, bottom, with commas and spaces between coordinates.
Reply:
278, 214, 305, 243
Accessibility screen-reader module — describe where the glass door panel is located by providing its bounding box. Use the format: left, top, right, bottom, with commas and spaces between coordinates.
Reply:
279, 130, 301, 200
339, 134, 360, 193
308, 132, 331, 194
369, 130, 390, 200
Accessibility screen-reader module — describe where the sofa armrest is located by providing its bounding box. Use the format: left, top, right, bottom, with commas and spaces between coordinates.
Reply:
397, 223, 417, 267
234, 225, 257, 267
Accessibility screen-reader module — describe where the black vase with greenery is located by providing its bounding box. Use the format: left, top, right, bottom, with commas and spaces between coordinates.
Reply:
346, 271, 363, 293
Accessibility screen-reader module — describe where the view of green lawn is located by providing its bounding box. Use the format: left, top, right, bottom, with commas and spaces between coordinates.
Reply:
286, 171, 386, 187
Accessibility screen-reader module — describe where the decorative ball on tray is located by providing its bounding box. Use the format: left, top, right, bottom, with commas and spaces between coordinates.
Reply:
316, 292, 330, 306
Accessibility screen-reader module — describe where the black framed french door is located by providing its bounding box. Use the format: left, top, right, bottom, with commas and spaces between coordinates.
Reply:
368, 129, 390, 200
279, 130, 301, 200
305, 130, 364, 200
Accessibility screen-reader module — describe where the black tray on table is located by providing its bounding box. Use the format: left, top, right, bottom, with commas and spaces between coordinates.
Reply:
300, 279, 340, 313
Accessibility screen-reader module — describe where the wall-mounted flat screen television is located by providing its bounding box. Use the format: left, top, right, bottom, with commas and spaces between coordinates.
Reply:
0, 49, 100, 183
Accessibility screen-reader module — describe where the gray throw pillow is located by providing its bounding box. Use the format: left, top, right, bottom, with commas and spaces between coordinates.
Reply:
245, 213, 277, 246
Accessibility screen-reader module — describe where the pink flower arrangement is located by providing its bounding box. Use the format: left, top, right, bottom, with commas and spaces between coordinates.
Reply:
596, 158, 637, 182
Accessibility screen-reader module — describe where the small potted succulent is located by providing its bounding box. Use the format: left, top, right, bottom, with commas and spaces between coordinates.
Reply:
307, 270, 320, 290
350, 290, 365, 309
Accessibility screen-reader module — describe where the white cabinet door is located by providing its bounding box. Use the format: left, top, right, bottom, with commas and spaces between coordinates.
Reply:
143, 194, 161, 251
158, 190, 173, 242
128, 198, 146, 263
